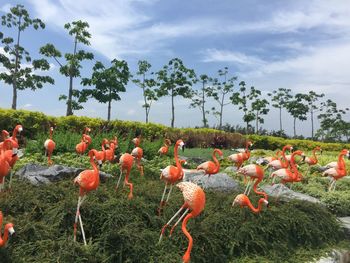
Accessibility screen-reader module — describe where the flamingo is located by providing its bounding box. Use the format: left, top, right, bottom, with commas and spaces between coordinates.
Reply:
83, 127, 92, 145
227, 141, 253, 168
0, 130, 10, 151
131, 136, 144, 176
158, 139, 185, 215
322, 149, 350, 191
0, 211, 15, 247
196, 149, 223, 186
73, 149, 100, 245
0, 139, 12, 192
237, 164, 266, 199
116, 153, 134, 199
232, 194, 268, 213
44, 127, 56, 165
256, 150, 281, 165
270, 150, 305, 195
76, 134, 90, 156
303, 146, 322, 174
159, 181, 205, 263
322, 149, 347, 170
158, 139, 172, 156
105, 136, 118, 163
265, 145, 293, 170
95, 138, 109, 165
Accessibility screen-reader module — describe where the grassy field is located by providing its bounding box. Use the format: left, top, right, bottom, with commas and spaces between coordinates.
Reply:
0, 138, 349, 262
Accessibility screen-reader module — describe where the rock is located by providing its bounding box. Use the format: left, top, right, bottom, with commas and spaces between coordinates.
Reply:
178, 156, 206, 166
15, 163, 112, 186
315, 250, 350, 263
338, 217, 350, 240
261, 184, 323, 204
182, 169, 240, 192
224, 166, 238, 173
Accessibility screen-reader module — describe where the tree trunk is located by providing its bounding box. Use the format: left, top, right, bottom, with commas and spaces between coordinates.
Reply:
256, 110, 259, 134
66, 36, 78, 116
171, 87, 175, 128
142, 73, 149, 123
293, 118, 296, 137
202, 82, 207, 127
311, 110, 314, 140
12, 16, 22, 110
107, 88, 112, 121
279, 107, 282, 132
219, 94, 224, 129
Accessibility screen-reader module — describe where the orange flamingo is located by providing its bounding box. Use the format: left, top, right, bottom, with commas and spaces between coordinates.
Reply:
158, 139, 172, 156
227, 141, 253, 169
304, 146, 322, 174
95, 138, 109, 164
116, 153, 134, 199
73, 149, 100, 245
237, 164, 266, 199
322, 149, 349, 191
159, 181, 205, 263
266, 145, 293, 170
10, 125, 23, 145
256, 150, 281, 165
270, 150, 305, 194
0, 211, 15, 247
196, 149, 223, 184
158, 139, 185, 214
83, 127, 92, 145
131, 136, 144, 176
0, 139, 12, 192
232, 194, 268, 213
105, 136, 118, 163
44, 127, 56, 165
0, 130, 10, 151
75, 134, 90, 156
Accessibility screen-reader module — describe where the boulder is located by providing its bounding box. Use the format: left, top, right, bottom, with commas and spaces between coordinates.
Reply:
178, 156, 206, 166
15, 163, 112, 186
260, 184, 322, 204
338, 217, 350, 240
224, 166, 238, 173
316, 250, 350, 263
182, 169, 240, 192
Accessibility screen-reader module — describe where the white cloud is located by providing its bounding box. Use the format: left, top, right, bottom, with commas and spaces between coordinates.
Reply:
21, 103, 33, 108
0, 3, 11, 13
127, 109, 136, 115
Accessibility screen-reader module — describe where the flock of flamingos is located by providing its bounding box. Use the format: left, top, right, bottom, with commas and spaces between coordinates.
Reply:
0, 124, 349, 262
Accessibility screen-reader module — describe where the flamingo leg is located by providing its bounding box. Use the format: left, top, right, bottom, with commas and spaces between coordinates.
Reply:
246, 180, 254, 196
165, 184, 173, 203
116, 168, 123, 190
78, 213, 87, 246
328, 178, 335, 192
158, 205, 185, 243
74, 195, 87, 242
243, 178, 252, 195
169, 208, 189, 236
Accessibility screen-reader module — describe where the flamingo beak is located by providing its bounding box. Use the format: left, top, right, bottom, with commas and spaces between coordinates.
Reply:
347, 152, 350, 160
18, 127, 23, 133
9, 227, 15, 236
98, 160, 103, 168
263, 199, 269, 207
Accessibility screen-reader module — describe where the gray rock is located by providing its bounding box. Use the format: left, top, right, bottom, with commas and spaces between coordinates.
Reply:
15, 163, 112, 186
338, 217, 350, 240
182, 169, 240, 192
261, 184, 322, 204
224, 166, 238, 173
315, 250, 350, 263
178, 156, 206, 166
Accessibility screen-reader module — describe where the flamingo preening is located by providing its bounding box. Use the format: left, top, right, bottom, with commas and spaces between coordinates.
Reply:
237, 164, 266, 198
0, 211, 15, 247
44, 127, 56, 165
159, 181, 205, 263
158, 139, 185, 215
227, 141, 253, 168
265, 145, 293, 170
232, 194, 268, 213
131, 136, 144, 176
73, 149, 100, 245
322, 149, 350, 191
116, 153, 134, 199
76, 134, 90, 156
105, 136, 118, 163
158, 139, 172, 156
0, 139, 12, 192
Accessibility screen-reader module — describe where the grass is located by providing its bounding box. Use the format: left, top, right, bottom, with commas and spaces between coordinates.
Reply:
0, 135, 349, 262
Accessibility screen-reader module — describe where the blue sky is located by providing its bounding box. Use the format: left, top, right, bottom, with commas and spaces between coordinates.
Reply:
1, 0, 350, 136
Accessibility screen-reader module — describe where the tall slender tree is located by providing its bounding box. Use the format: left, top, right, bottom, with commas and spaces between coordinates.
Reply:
81, 59, 130, 121
267, 88, 292, 134
40, 20, 94, 116
132, 60, 157, 123
209, 67, 237, 129
189, 74, 212, 127
0, 4, 54, 109
297, 91, 325, 140
248, 87, 269, 134
286, 94, 309, 137
156, 58, 196, 128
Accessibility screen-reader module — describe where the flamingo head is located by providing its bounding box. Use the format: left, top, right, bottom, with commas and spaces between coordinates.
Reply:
232, 194, 246, 207
247, 141, 253, 148
5, 223, 15, 237
214, 149, 224, 159
16, 125, 23, 133
341, 149, 350, 159
84, 127, 91, 134
176, 139, 185, 152
50, 127, 54, 132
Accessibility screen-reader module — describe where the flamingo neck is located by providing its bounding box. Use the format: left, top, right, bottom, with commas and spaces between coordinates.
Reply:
212, 151, 220, 173
338, 153, 346, 170
247, 198, 265, 213
252, 178, 267, 199
49, 130, 53, 140
279, 147, 289, 167
312, 148, 319, 163
90, 155, 99, 175
12, 127, 18, 140
290, 154, 299, 175
182, 213, 194, 263
1, 225, 10, 246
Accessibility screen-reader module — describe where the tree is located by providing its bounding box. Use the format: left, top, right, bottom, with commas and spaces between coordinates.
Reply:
81, 59, 130, 121
40, 20, 94, 116
132, 60, 157, 123
230, 81, 254, 133
286, 94, 309, 137
156, 58, 196, 128
189, 74, 212, 127
249, 87, 269, 134
0, 4, 54, 109
267, 88, 292, 134
297, 91, 325, 140
209, 67, 237, 129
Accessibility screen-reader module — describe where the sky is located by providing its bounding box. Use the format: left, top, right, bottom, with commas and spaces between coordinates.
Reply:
1, 0, 350, 137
